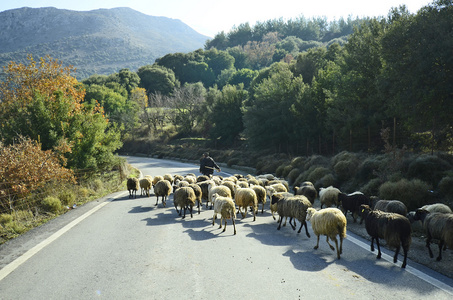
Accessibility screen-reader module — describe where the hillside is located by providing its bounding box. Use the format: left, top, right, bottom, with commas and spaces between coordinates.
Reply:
0, 7, 210, 79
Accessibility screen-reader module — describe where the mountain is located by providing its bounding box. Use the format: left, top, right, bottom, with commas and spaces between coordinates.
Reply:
0, 7, 210, 79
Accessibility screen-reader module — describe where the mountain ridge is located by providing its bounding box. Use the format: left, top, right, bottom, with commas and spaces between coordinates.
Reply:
0, 7, 210, 79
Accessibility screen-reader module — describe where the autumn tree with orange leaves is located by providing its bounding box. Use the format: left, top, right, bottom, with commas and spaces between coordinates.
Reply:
0, 55, 122, 171
0, 136, 76, 212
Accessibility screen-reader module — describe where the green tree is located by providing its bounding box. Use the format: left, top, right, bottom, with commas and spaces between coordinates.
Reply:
209, 85, 247, 144
137, 65, 179, 96
243, 65, 307, 152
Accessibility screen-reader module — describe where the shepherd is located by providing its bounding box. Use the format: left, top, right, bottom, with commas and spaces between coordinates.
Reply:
199, 152, 221, 176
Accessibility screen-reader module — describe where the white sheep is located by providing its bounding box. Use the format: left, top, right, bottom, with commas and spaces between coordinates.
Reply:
212, 194, 237, 234
306, 207, 347, 259
152, 175, 164, 187
208, 184, 232, 209
251, 185, 266, 214
188, 183, 202, 214
163, 173, 174, 184
234, 187, 258, 221
154, 179, 172, 207
319, 186, 341, 208
139, 177, 152, 197
173, 186, 197, 218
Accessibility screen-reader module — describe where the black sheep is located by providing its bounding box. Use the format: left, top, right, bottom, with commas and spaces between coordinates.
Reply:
361, 204, 412, 268
338, 192, 370, 223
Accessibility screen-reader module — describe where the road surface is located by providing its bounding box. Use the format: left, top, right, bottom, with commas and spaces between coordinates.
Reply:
0, 156, 452, 299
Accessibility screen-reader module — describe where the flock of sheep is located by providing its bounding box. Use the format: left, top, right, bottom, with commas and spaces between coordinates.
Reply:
126, 172, 453, 269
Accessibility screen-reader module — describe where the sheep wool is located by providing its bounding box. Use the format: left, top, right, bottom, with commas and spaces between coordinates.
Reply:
276, 195, 312, 237
234, 187, 258, 221
127, 178, 140, 199
374, 199, 407, 216
414, 209, 453, 261
319, 186, 341, 208
212, 194, 237, 235
188, 183, 202, 214
338, 191, 370, 224
361, 204, 412, 268
208, 185, 232, 210
173, 187, 197, 218
306, 207, 347, 259
139, 177, 152, 197
154, 179, 172, 207
251, 185, 267, 214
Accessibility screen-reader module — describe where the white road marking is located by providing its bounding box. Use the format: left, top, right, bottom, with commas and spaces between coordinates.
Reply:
0, 192, 126, 282
347, 234, 453, 295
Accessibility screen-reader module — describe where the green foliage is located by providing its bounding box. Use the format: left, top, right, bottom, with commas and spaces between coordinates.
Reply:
0, 214, 13, 225
407, 154, 451, 187
287, 168, 301, 185
41, 196, 62, 213
208, 85, 246, 144
378, 178, 431, 210
137, 65, 179, 96
307, 166, 331, 184
439, 176, 453, 198
58, 190, 76, 206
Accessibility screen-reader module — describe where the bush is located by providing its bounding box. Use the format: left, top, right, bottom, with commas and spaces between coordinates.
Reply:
307, 167, 331, 185
360, 178, 382, 196
287, 168, 301, 185
438, 176, 453, 198
281, 165, 294, 178
0, 213, 13, 225
304, 155, 330, 170
58, 190, 76, 206
227, 158, 240, 167
378, 178, 431, 210
356, 155, 383, 182
407, 154, 451, 187
290, 156, 306, 168
334, 160, 358, 183
315, 174, 336, 190
41, 196, 62, 213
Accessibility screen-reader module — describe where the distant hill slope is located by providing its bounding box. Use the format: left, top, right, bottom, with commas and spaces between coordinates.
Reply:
0, 7, 210, 79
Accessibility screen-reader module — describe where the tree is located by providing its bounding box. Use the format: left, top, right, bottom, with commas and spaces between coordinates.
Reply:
137, 65, 179, 96
0, 136, 75, 212
204, 48, 235, 77
243, 65, 306, 152
209, 85, 247, 144
381, 1, 453, 150
0, 55, 122, 171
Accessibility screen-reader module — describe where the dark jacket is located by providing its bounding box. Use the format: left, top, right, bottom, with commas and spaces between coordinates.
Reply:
200, 156, 220, 176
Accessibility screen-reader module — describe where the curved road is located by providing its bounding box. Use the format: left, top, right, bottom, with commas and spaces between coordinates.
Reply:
0, 156, 452, 299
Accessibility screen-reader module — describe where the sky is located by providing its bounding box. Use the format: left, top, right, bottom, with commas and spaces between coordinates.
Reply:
0, 0, 432, 37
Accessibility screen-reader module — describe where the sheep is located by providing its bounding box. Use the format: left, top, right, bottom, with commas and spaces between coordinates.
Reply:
139, 177, 152, 197
127, 178, 140, 199
173, 174, 184, 182
198, 180, 214, 208
360, 204, 412, 268
173, 187, 197, 218
269, 192, 294, 220
208, 184, 232, 209
152, 175, 164, 187
154, 179, 172, 207
266, 183, 288, 203
184, 174, 197, 184
338, 191, 370, 223
267, 179, 289, 191
236, 181, 249, 188
319, 186, 341, 208
247, 177, 260, 187
294, 184, 318, 205
211, 194, 237, 235
163, 173, 174, 184
275, 194, 312, 237
220, 180, 236, 199
413, 209, 453, 261
196, 175, 210, 182
306, 207, 347, 259
373, 199, 407, 216
234, 187, 258, 221
188, 183, 202, 214
251, 185, 266, 214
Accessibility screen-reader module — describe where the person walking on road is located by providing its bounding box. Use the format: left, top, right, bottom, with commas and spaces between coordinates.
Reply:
199, 152, 220, 176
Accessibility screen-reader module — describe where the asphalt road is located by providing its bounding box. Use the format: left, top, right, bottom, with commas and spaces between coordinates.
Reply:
0, 156, 452, 299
